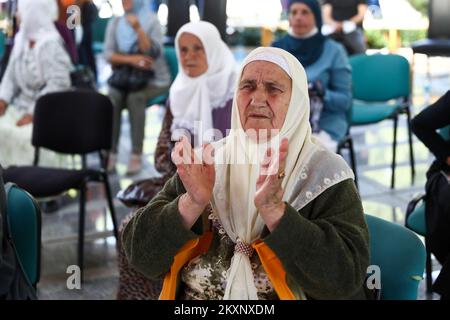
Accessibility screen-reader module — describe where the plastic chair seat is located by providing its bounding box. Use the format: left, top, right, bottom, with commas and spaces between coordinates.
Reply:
4, 166, 99, 198
351, 102, 402, 126
411, 39, 450, 57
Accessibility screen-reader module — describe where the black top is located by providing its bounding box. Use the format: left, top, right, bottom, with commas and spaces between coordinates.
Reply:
411, 90, 450, 172
323, 0, 367, 22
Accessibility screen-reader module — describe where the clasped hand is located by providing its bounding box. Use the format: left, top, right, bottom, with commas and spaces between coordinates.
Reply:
172, 136, 289, 231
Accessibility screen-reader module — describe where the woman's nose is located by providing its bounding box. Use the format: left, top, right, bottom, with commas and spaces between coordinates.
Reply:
185, 49, 195, 60
251, 87, 268, 105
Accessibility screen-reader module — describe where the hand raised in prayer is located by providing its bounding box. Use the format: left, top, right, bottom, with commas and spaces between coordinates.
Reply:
254, 138, 289, 232
16, 114, 33, 127
172, 136, 215, 229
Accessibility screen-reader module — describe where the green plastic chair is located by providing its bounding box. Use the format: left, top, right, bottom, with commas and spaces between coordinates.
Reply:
439, 125, 450, 140
0, 31, 6, 61
350, 54, 415, 189
6, 184, 41, 287
92, 17, 110, 54
337, 103, 358, 188
147, 46, 179, 107
366, 214, 426, 300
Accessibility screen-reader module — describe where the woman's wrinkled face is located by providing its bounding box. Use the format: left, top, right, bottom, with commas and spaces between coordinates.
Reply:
122, 0, 134, 13
178, 33, 208, 78
237, 61, 292, 136
289, 3, 316, 36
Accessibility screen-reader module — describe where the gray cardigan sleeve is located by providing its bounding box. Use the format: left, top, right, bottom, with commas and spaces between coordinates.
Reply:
37, 41, 72, 102
263, 179, 370, 299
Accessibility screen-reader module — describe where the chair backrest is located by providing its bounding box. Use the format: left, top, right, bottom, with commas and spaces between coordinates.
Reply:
92, 17, 110, 44
32, 90, 113, 155
349, 54, 410, 102
406, 200, 426, 236
6, 184, 41, 286
365, 214, 426, 300
428, 0, 450, 39
164, 46, 179, 81
0, 31, 5, 61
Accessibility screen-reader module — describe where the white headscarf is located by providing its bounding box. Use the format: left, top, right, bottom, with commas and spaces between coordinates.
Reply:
13, 0, 61, 58
169, 21, 237, 144
210, 47, 354, 300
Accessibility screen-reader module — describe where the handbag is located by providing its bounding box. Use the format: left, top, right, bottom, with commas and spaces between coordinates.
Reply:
70, 65, 97, 90
108, 42, 155, 92
116, 175, 169, 208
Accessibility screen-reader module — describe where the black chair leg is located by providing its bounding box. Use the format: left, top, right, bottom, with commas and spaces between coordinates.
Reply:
391, 116, 398, 189
405, 107, 416, 185
78, 184, 86, 282
103, 173, 119, 241
348, 136, 358, 189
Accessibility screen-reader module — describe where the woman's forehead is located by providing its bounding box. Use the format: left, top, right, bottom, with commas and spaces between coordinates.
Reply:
240, 60, 291, 82
178, 32, 203, 46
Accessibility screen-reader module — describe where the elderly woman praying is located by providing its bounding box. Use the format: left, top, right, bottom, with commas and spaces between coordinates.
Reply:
122, 47, 371, 300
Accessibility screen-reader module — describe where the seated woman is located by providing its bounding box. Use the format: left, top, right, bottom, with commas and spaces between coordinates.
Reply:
0, 0, 73, 167
122, 47, 370, 300
116, 21, 237, 299
411, 91, 450, 300
104, 0, 171, 175
272, 0, 351, 151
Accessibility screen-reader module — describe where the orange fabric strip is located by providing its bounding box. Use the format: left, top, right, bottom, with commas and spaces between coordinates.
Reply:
159, 232, 213, 300
252, 240, 296, 300
159, 235, 297, 300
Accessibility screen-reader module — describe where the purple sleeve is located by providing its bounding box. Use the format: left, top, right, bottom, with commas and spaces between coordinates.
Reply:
212, 99, 233, 138
54, 21, 78, 64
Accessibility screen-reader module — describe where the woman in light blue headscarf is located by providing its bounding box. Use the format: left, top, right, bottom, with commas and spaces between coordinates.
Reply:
104, 0, 171, 175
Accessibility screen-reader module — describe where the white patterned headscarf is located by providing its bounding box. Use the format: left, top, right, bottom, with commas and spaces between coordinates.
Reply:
210, 47, 354, 300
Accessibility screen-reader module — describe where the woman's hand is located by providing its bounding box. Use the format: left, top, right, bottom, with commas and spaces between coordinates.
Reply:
128, 54, 153, 70
16, 114, 33, 127
0, 99, 7, 116
126, 14, 141, 31
172, 136, 215, 229
254, 138, 289, 232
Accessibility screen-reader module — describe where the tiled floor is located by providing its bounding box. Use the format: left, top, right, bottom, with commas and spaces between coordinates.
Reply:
34, 49, 450, 300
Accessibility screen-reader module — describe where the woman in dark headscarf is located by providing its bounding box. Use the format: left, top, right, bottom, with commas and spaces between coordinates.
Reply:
273, 0, 351, 152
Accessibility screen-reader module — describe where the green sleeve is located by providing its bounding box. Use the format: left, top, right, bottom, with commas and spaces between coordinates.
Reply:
122, 173, 203, 280
263, 179, 370, 299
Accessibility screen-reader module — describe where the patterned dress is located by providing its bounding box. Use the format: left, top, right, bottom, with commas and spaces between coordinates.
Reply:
179, 212, 277, 300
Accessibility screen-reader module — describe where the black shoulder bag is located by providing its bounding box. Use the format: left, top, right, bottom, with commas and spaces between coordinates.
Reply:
108, 42, 155, 92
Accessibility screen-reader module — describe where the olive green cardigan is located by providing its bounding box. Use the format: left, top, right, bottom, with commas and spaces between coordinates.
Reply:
122, 174, 371, 300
